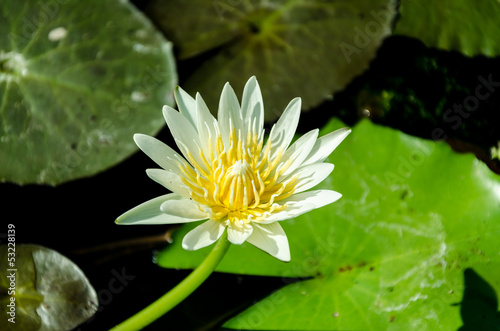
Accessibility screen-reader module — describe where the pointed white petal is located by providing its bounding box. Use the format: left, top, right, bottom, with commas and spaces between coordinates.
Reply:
303, 127, 351, 166
182, 220, 226, 250
146, 168, 191, 199
280, 129, 318, 177
264, 190, 342, 223
160, 196, 208, 220
162, 106, 206, 171
116, 194, 199, 225
196, 93, 219, 160
133, 134, 188, 176
174, 86, 197, 131
241, 76, 264, 139
218, 82, 242, 148
227, 223, 253, 245
246, 223, 290, 262
268, 97, 301, 160
283, 163, 334, 193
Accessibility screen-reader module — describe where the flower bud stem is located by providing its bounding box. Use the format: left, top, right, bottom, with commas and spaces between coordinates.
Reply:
110, 231, 230, 331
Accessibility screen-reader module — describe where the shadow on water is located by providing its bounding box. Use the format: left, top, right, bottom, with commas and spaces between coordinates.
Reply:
455, 268, 500, 331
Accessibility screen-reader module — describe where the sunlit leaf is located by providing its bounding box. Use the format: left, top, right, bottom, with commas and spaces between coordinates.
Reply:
146, 0, 396, 121
0, 0, 177, 185
0, 244, 98, 331
394, 0, 500, 57
158, 119, 500, 330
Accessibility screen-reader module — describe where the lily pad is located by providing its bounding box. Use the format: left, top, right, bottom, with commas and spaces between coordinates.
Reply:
0, 244, 98, 331
146, 0, 396, 121
0, 0, 177, 185
157, 119, 500, 330
394, 0, 500, 57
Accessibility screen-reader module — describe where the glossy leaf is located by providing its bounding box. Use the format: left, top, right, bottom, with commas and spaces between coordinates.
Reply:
394, 0, 500, 57
0, 244, 98, 331
146, 0, 396, 121
0, 0, 177, 185
158, 119, 500, 330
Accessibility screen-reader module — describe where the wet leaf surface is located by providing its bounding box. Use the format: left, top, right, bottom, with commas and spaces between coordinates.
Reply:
0, 0, 176, 185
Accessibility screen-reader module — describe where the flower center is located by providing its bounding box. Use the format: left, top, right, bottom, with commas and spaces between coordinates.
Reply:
177, 129, 297, 224
219, 160, 256, 210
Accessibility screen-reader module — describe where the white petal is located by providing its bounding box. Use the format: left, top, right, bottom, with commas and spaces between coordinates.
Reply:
133, 134, 188, 176
240, 76, 264, 139
162, 106, 206, 171
263, 190, 342, 223
227, 223, 253, 245
182, 220, 226, 250
116, 194, 199, 225
303, 127, 351, 166
196, 93, 219, 160
218, 82, 242, 149
246, 223, 290, 262
283, 163, 334, 193
146, 168, 191, 199
280, 129, 318, 177
160, 196, 208, 220
174, 86, 197, 131
268, 97, 301, 160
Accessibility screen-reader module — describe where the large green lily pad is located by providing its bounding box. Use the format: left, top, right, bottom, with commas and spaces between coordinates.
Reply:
394, 0, 500, 57
0, 244, 98, 331
157, 119, 500, 330
146, 0, 396, 121
0, 0, 176, 185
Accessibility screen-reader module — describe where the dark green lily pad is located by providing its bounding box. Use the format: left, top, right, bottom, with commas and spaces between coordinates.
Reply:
0, 0, 176, 185
394, 0, 500, 57
146, 0, 396, 121
157, 119, 500, 330
0, 244, 97, 331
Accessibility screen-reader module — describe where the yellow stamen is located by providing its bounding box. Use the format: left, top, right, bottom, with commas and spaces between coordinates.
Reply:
178, 129, 296, 224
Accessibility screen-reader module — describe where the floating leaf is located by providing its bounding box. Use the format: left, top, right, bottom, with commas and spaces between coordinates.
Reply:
0, 244, 98, 331
146, 0, 396, 121
394, 0, 500, 57
0, 0, 177, 185
157, 119, 500, 330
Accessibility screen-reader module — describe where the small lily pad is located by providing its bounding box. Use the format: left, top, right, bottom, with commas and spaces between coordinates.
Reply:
0, 244, 98, 331
0, 0, 177, 185
146, 0, 396, 121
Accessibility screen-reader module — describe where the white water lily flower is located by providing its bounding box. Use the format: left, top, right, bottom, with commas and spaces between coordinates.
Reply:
116, 77, 350, 262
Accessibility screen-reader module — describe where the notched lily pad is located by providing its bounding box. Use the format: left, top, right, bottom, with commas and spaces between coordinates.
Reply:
146, 0, 396, 121
0, 244, 97, 331
0, 0, 177, 185
158, 119, 500, 330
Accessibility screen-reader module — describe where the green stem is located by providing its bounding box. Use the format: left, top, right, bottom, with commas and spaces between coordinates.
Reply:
110, 231, 230, 331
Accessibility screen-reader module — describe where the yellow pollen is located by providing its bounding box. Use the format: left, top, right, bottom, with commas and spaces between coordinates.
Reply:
179, 129, 296, 224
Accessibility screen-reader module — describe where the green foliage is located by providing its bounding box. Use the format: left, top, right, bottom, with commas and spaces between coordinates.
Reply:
146, 0, 396, 121
0, 0, 177, 185
395, 0, 500, 57
0, 244, 97, 331
158, 119, 500, 330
